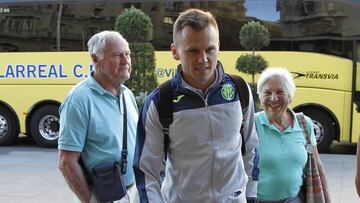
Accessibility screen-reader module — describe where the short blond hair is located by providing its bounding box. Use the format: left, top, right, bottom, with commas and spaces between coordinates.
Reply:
173, 9, 219, 45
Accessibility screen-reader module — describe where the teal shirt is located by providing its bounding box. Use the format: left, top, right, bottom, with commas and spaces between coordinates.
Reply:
255, 109, 316, 201
58, 73, 138, 186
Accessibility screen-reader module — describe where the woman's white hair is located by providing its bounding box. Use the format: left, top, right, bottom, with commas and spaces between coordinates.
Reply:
257, 67, 296, 101
87, 30, 125, 59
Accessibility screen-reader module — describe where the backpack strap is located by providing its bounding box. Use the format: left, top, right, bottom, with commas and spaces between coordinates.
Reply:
228, 74, 249, 155
158, 80, 173, 159
228, 74, 249, 111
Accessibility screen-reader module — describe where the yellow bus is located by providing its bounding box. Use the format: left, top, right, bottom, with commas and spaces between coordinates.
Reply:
0, 0, 359, 152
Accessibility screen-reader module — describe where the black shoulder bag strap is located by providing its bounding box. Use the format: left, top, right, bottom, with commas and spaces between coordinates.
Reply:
78, 93, 128, 184
120, 93, 128, 175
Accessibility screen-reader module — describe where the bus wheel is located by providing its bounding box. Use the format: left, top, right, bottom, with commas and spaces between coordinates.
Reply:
302, 109, 335, 152
0, 106, 19, 145
30, 105, 59, 148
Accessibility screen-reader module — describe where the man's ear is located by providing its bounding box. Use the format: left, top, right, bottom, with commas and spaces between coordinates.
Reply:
218, 41, 220, 55
91, 54, 98, 64
171, 43, 180, 60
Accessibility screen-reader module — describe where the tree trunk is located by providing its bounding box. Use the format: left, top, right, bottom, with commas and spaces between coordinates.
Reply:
56, 3, 63, 51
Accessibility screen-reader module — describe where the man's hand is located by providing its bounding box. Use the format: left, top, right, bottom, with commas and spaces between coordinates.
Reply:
58, 150, 92, 202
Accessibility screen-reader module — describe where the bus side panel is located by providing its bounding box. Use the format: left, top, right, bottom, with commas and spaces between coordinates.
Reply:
292, 88, 347, 141
343, 92, 353, 142
155, 51, 178, 84
155, 51, 271, 83
155, 51, 353, 93
0, 52, 92, 85
0, 85, 75, 133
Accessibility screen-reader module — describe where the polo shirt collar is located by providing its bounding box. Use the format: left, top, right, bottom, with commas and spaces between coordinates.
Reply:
291, 109, 303, 132
258, 108, 303, 133
88, 71, 125, 96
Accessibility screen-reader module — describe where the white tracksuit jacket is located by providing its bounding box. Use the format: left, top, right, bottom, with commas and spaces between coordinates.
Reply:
134, 62, 259, 203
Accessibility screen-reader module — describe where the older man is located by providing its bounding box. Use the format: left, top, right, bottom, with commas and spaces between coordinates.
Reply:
58, 31, 138, 203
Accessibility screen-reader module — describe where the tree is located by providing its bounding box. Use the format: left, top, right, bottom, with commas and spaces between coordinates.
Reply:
235, 21, 270, 85
115, 6, 157, 107
236, 53, 268, 85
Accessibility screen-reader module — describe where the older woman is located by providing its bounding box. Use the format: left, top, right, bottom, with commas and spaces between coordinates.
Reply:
255, 68, 318, 203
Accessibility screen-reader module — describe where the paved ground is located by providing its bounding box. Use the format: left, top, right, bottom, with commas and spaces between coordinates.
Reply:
0, 146, 73, 203
0, 139, 358, 203
322, 154, 358, 203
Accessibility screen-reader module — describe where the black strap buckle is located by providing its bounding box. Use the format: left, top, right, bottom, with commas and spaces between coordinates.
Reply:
121, 149, 128, 174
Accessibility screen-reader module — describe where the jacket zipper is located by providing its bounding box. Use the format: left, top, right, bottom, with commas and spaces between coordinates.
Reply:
184, 88, 216, 202
204, 95, 216, 203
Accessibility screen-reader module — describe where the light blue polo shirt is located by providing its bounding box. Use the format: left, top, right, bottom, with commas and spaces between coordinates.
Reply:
58, 72, 138, 186
255, 109, 316, 201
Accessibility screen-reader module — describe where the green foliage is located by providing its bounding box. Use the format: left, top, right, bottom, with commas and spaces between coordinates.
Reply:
125, 43, 157, 96
236, 21, 270, 111
239, 21, 270, 52
236, 54, 268, 84
236, 21, 270, 87
115, 6, 153, 42
249, 83, 262, 112
115, 7, 157, 108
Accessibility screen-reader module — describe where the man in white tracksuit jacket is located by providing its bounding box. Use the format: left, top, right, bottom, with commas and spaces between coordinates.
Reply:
134, 9, 259, 203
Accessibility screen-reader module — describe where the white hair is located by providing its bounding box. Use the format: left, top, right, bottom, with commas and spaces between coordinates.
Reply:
257, 67, 296, 101
87, 30, 125, 59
